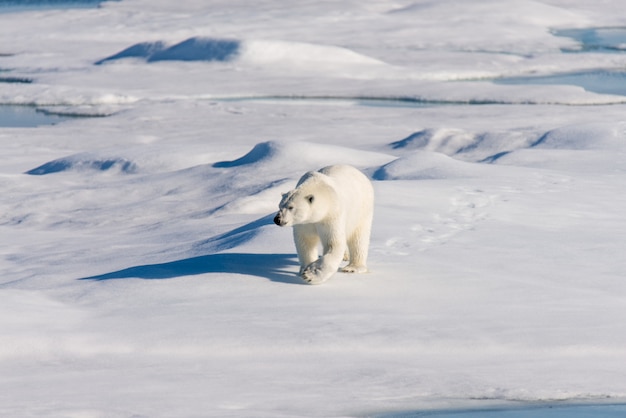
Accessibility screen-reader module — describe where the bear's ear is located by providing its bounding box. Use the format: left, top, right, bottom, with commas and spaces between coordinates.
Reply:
306, 195, 314, 204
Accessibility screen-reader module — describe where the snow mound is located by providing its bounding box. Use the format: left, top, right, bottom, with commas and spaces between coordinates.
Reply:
95, 37, 385, 69
95, 41, 169, 64
391, 128, 477, 155
531, 123, 625, 150
95, 39, 240, 64
150, 38, 239, 62
240, 39, 385, 67
373, 150, 491, 180
488, 123, 626, 169
390, 123, 626, 167
201, 141, 390, 218
25, 153, 137, 175
214, 140, 392, 173
391, 128, 537, 162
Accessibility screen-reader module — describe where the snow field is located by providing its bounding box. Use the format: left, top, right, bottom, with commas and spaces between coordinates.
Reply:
2, 0, 626, 417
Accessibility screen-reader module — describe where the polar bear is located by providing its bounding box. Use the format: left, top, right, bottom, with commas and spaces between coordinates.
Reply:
273, 165, 374, 284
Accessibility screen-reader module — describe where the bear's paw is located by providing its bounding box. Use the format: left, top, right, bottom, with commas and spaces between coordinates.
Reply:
301, 261, 332, 285
340, 265, 368, 274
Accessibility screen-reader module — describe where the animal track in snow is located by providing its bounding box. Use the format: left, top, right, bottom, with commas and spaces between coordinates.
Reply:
420, 188, 496, 247
379, 188, 498, 256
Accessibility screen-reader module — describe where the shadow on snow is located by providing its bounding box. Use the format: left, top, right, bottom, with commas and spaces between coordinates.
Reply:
95, 38, 240, 65
79, 252, 301, 284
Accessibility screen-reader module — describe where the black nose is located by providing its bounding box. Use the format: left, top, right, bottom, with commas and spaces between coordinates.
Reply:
274, 214, 281, 226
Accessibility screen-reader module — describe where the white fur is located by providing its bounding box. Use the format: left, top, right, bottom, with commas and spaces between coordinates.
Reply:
274, 165, 374, 284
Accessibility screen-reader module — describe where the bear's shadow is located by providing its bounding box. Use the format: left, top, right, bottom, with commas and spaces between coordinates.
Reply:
79, 253, 302, 284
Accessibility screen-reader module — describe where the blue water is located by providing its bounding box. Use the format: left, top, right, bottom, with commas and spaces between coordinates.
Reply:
379, 403, 626, 418
554, 27, 626, 53
0, 0, 116, 13
0, 105, 69, 127
493, 27, 626, 97
494, 70, 626, 97
0, 0, 113, 126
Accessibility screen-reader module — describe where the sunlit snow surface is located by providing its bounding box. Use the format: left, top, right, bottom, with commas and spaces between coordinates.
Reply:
1, 1, 626, 417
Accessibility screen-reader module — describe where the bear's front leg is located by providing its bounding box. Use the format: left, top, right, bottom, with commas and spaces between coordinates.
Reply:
293, 224, 320, 271
300, 233, 345, 284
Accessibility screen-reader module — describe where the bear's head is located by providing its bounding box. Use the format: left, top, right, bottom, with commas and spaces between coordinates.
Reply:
274, 172, 337, 227
273, 189, 316, 227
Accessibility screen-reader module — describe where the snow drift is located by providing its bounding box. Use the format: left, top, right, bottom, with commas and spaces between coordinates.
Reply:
25, 153, 137, 175
214, 140, 391, 172
390, 128, 538, 162
373, 150, 494, 180
96, 36, 386, 70
95, 39, 239, 64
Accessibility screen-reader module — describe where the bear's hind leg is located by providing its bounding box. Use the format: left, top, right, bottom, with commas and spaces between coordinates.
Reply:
341, 224, 371, 274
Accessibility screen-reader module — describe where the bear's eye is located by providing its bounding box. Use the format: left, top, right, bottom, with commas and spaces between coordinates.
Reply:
288, 205, 294, 211
307, 195, 314, 204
